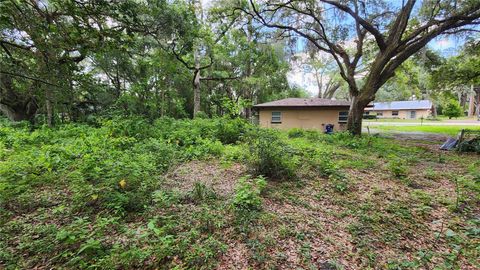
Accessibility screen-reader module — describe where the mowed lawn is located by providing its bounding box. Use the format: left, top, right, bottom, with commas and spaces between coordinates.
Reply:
364, 116, 476, 123
373, 125, 480, 136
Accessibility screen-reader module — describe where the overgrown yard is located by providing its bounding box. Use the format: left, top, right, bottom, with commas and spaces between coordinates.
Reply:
0, 118, 478, 269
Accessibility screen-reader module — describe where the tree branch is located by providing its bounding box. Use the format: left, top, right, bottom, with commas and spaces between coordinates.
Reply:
0, 71, 60, 87
200, 76, 241, 81
320, 0, 387, 50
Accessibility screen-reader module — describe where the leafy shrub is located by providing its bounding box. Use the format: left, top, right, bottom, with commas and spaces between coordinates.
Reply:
424, 168, 439, 180
288, 128, 305, 138
188, 182, 217, 203
288, 128, 322, 141
215, 117, 250, 144
247, 128, 298, 181
102, 116, 154, 139
305, 149, 349, 193
387, 155, 408, 178
331, 176, 349, 193
457, 137, 480, 153
233, 175, 267, 211
194, 111, 209, 119
222, 145, 248, 163
304, 129, 322, 141
182, 138, 224, 159
132, 138, 177, 172
309, 150, 341, 178
152, 190, 181, 208
443, 100, 463, 119
322, 132, 360, 149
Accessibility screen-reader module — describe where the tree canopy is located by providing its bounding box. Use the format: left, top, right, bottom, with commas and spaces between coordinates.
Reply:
240, 0, 480, 134
0, 0, 479, 133
0, 0, 305, 125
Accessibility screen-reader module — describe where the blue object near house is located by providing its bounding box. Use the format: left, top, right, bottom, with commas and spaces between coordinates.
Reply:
325, 124, 334, 134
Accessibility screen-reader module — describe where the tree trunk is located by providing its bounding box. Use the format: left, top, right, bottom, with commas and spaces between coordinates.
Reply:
0, 74, 39, 123
0, 104, 29, 121
0, 99, 38, 122
45, 89, 54, 127
347, 95, 371, 136
193, 68, 201, 117
476, 88, 480, 120
459, 92, 467, 108
468, 85, 475, 117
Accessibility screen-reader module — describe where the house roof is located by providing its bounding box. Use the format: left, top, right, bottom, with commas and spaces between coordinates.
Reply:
366, 100, 433, 111
253, 98, 351, 108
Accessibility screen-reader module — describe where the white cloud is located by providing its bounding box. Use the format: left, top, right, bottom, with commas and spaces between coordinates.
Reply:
431, 38, 453, 50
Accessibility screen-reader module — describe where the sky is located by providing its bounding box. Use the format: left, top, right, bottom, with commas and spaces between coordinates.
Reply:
287, 36, 469, 97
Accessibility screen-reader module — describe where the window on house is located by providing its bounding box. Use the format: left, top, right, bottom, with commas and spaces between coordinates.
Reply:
338, 111, 348, 123
271, 111, 282, 123
377, 112, 383, 117
392, 111, 399, 116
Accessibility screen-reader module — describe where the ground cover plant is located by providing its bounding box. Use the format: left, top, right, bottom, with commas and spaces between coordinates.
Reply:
0, 117, 479, 269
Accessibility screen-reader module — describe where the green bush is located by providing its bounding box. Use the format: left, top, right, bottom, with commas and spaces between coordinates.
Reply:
304, 149, 349, 193
387, 155, 408, 178
233, 175, 267, 211
288, 128, 305, 138
215, 117, 250, 144
247, 128, 298, 181
363, 114, 377, 119
102, 116, 154, 139
443, 100, 463, 119
188, 182, 217, 203
304, 129, 322, 141
194, 111, 209, 119
309, 150, 341, 178
0, 117, 242, 217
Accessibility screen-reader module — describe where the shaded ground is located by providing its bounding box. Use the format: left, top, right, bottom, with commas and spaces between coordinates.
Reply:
165, 160, 247, 197
162, 138, 479, 269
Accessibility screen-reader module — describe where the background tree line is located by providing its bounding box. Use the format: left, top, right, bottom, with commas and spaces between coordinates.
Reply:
0, 0, 306, 126
1, 0, 479, 133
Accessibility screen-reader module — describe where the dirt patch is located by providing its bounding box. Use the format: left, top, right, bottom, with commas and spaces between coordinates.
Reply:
168, 140, 477, 269
165, 160, 247, 196
216, 241, 250, 270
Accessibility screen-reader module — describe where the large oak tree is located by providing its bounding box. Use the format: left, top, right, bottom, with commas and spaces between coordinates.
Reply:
241, 0, 480, 135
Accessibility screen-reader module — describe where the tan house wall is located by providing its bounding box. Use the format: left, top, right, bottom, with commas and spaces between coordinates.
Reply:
372, 109, 431, 119
258, 107, 349, 131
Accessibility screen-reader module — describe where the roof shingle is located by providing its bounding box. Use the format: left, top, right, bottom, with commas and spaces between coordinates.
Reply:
253, 98, 350, 108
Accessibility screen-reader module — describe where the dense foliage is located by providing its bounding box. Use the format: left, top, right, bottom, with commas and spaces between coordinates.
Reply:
443, 100, 463, 119
1, 118, 478, 269
0, 0, 305, 125
1, 1, 478, 132
1, 0, 479, 268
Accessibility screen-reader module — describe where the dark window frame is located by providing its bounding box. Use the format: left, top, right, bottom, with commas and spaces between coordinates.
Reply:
271, 111, 282, 124
338, 111, 348, 124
